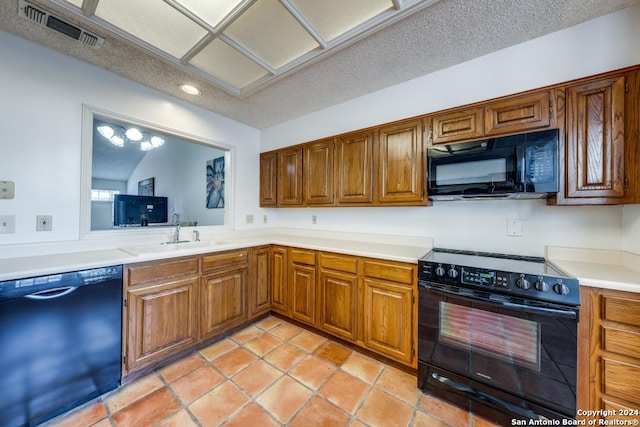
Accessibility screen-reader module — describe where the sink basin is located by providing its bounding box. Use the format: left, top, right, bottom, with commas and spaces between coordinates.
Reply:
120, 240, 218, 256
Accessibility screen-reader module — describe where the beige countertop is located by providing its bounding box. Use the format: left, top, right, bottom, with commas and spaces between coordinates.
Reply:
0, 229, 433, 282
547, 247, 640, 293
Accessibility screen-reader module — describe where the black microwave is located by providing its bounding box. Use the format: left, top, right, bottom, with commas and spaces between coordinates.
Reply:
427, 129, 559, 200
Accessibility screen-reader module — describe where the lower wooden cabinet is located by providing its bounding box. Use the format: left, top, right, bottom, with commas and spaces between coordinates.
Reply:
271, 246, 289, 314
124, 258, 200, 374
579, 286, 640, 420
200, 268, 247, 339
318, 253, 358, 341
249, 246, 271, 317
289, 248, 317, 326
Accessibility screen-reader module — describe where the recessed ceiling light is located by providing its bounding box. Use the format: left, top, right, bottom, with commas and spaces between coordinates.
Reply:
179, 84, 201, 95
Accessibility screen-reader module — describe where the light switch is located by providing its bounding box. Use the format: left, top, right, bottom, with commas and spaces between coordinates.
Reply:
507, 219, 523, 237
0, 181, 15, 199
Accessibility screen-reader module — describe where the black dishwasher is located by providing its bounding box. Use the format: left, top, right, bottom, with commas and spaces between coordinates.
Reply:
0, 266, 123, 427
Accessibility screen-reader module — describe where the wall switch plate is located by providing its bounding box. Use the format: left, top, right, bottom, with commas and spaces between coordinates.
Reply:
0, 215, 16, 234
507, 219, 522, 237
37, 215, 52, 231
312, 215, 317, 224
246, 214, 254, 224
0, 181, 15, 199
263, 214, 267, 224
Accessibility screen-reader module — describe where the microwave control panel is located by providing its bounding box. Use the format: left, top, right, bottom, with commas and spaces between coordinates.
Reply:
527, 143, 555, 184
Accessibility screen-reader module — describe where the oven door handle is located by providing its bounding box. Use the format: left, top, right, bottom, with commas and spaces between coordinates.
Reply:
432, 373, 541, 420
501, 302, 577, 319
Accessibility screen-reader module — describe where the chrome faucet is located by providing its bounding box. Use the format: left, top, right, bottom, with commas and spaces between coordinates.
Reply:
193, 230, 200, 242
173, 224, 181, 243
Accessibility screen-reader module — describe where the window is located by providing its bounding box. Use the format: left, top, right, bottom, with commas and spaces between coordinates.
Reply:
91, 189, 120, 201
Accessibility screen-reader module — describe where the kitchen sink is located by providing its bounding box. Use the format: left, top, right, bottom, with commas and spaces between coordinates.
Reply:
120, 240, 219, 256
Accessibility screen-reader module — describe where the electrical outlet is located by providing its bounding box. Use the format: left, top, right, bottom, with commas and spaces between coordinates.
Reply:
507, 219, 522, 237
263, 214, 267, 224
0, 181, 15, 199
0, 215, 16, 234
246, 214, 254, 224
36, 215, 52, 231
312, 215, 317, 224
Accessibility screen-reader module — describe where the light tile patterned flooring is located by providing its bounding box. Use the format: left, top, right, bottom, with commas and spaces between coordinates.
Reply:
46, 316, 500, 427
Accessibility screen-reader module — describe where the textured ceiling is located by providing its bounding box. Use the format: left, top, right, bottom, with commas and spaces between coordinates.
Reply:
1, 0, 638, 129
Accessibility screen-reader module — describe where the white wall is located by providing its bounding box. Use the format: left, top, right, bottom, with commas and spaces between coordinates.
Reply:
260, 4, 640, 256
623, 206, 640, 254
0, 31, 260, 246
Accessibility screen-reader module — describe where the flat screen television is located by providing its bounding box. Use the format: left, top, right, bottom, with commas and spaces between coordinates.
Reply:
113, 195, 168, 227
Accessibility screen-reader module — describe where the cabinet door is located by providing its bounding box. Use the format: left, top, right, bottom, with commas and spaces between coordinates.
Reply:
277, 147, 303, 205
271, 246, 288, 314
377, 119, 425, 204
126, 277, 199, 372
336, 131, 373, 204
362, 278, 413, 364
250, 246, 271, 317
304, 139, 334, 205
289, 264, 316, 325
260, 152, 277, 206
484, 90, 552, 136
430, 106, 484, 145
564, 75, 626, 202
201, 268, 247, 339
319, 269, 357, 341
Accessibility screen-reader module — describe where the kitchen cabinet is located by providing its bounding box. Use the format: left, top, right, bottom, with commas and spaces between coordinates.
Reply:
429, 90, 555, 146
249, 246, 271, 317
318, 253, 358, 341
304, 138, 335, 205
483, 90, 553, 136
579, 287, 640, 422
376, 119, 425, 204
271, 245, 289, 314
124, 258, 200, 374
556, 74, 627, 205
277, 146, 303, 206
200, 249, 249, 339
362, 260, 415, 366
335, 130, 374, 204
552, 71, 640, 205
260, 152, 277, 206
289, 248, 317, 325
430, 106, 484, 145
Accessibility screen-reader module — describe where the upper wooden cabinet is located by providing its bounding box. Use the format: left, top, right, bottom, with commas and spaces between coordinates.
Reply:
259, 152, 277, 207
428, 90, 555, 146
277, 147, 303, 206
336, 130, 374, 204
484, 90, 552, 136
552, 72, 634, 205
304, 139, 335, 205
430, 106, 484, 145
376, 119, 425, 204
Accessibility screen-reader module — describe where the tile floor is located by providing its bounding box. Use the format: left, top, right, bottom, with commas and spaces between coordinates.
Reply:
46, 316, 500, 427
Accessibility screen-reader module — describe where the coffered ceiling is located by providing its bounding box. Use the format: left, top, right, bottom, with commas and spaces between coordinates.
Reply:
1, 0, 638, 128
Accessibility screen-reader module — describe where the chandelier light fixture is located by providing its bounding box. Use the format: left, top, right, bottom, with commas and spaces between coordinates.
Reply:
97, 124, 165, 151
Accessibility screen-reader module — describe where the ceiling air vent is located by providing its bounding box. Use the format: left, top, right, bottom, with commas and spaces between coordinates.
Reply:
18, 0, 104, 50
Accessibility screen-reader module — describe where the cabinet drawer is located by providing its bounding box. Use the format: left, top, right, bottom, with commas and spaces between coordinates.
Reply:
603, 358, 640, 404
127, 258, 199, 285
603, 326, 640, 359
201, 249, 249, 272
363, 260, 414, 284
290, 248, 316, 265
603, 295, 640, 327
319, 253, 357, 273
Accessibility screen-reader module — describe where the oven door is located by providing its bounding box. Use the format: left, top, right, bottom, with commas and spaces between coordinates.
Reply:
418, 282, 578, 418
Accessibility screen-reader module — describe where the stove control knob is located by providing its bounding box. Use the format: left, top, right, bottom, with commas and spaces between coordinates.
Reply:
435, 266, 446, 277
534, 280, 549, 292
516, 277, 531, 290
447, 268, 459, 279
553, 283, 570, 295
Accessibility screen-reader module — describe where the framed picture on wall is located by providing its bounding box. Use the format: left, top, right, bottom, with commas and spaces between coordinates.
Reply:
138, 177, 154, 196
206, 156, 224, 208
